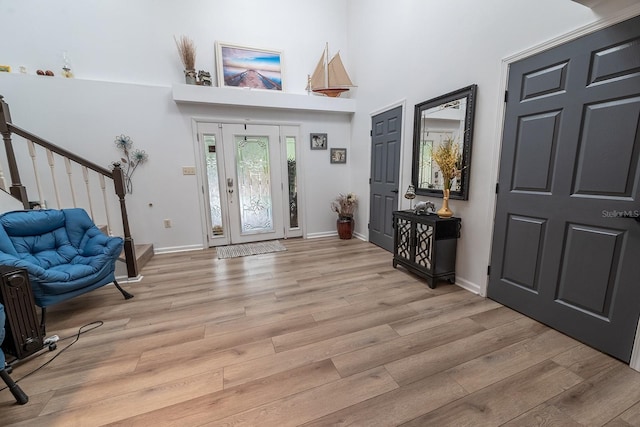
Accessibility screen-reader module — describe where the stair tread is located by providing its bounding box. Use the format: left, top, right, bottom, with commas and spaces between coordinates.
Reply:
118, 243, 154, 271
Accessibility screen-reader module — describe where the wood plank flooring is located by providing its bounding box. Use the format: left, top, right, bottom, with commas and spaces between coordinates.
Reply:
2, 237, 639, 426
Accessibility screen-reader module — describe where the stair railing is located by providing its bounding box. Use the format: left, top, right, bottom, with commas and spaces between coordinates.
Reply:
0, 95, 138, 279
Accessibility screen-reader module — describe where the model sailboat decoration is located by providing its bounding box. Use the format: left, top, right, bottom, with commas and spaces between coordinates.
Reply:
307, 43, 355, 97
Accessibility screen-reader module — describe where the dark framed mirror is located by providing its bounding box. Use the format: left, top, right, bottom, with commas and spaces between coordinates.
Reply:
412, 84, 477, 200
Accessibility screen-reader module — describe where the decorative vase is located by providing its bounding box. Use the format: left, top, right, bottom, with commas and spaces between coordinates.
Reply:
337, 217, 354, 239
437, 188, 453, 218
184, 69, 197, 85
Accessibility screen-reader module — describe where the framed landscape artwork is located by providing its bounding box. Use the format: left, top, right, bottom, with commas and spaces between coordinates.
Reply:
215, 42, 283, 91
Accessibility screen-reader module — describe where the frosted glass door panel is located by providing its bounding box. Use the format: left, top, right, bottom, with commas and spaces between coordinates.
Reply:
286, 136, 298, 229
235, 136, 274, 234
204, 134, 224, 237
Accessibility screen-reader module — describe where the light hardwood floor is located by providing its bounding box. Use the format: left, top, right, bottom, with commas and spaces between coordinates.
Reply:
2, 237, 640, 426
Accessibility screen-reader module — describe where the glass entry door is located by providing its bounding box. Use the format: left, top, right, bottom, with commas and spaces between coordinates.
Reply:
223, 124, 284, 243
198, 123, 290, 246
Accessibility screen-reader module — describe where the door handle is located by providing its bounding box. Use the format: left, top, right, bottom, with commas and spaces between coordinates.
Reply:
391, 189, 399, 194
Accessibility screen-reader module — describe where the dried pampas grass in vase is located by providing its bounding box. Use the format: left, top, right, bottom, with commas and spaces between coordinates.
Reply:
431, 136, 461, 218
174, 35, 197, 84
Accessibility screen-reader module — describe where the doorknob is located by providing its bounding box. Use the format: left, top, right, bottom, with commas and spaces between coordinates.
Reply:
391, 189, 399, 194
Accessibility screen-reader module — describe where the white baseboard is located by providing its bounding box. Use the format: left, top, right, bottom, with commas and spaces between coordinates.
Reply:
353, 232, 367, 241
306, 231, 338, 239
306, 230, 368, 241
115, 275, 144, 283
153, 244, 204, 254
454, 276, 483, 296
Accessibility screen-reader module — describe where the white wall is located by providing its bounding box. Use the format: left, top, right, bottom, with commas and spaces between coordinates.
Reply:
346, 0, 640, 295
0, 0, 350, 93
0, 190, 24, 212
0, 0, 353, 251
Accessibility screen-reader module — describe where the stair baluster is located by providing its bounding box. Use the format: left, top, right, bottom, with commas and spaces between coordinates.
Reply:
99, 174, 113, 236
81, 166, 96, 221
0, 166, 6, 192
27, 140, 45, 208
46, 149, 62, 209
64, 157, 78, 208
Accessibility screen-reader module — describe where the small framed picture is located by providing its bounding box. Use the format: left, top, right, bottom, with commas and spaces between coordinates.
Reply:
0, 65, 11, 73
330, 148, 347, 164
310, 133, 327, 150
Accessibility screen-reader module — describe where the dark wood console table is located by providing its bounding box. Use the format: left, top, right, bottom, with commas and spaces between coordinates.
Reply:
392, 210, 461, 288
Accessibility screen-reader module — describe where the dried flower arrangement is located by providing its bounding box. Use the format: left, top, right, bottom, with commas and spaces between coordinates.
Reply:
431, 137, 461, 191
174, 35, 196, 70
111, 134, 149, 194
331, 192, 358, 219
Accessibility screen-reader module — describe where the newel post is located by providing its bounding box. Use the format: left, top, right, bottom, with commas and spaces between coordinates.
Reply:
112, 164, 138, 278
0, 95, 28, 208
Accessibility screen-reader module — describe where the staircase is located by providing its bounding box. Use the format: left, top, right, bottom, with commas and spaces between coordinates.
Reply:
98, 226, 154, 278
0, 95, 153, 278
116, 244, 154, 279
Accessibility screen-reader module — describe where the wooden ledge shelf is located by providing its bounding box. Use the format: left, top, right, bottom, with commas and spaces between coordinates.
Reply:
172, 84, 356, 114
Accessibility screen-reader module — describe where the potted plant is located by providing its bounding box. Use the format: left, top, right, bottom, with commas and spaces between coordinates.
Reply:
331, 192, 358, 239
431, 137, 460, 218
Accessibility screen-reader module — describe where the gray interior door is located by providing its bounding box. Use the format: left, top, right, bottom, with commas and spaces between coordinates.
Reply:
489, 15, 640, 362
369, 106, 402, 252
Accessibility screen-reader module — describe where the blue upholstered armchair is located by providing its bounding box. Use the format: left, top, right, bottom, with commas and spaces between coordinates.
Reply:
1, 303, 28, 404
0, 208, 132, 330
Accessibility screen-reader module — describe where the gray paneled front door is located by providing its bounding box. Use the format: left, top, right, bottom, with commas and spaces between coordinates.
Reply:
489, 15, 640, 362
369, 106, 402, 252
